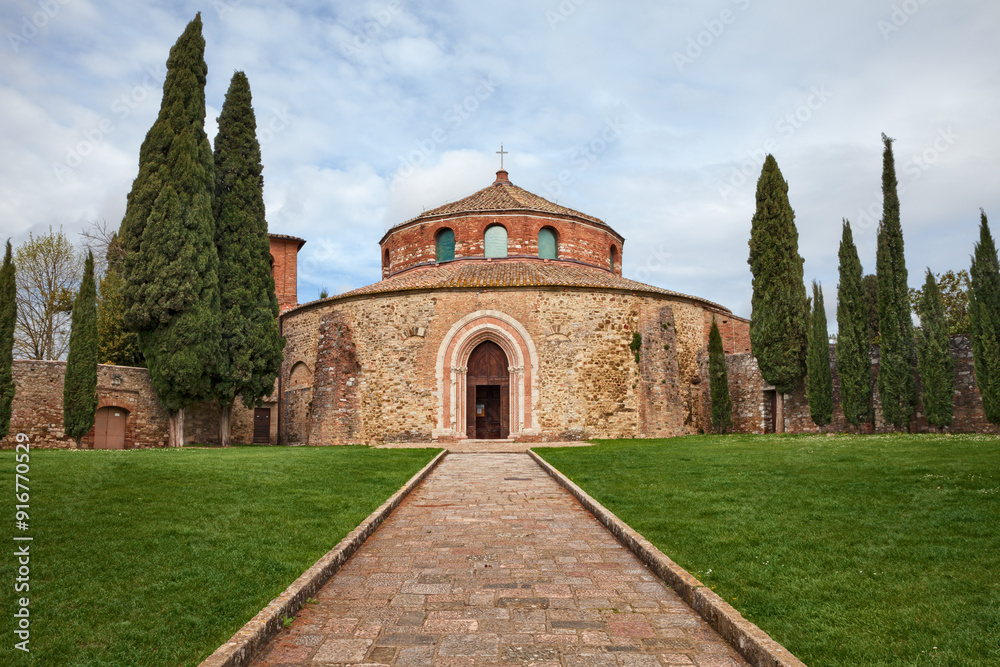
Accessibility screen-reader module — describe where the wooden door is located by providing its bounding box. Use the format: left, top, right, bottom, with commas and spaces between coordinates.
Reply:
93, 406, 127, 449
466, 341, 510, 439
475, 386, 502, 439
253, 408, 271, 444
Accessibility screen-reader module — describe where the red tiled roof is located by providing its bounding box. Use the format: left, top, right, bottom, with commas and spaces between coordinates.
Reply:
268, 233, 306, 249
290, 258, 730, 313
398, 172, 608, 228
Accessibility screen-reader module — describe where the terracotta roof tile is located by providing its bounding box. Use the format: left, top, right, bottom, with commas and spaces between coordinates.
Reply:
300, 259, 729, 313
399, 176, 606, 227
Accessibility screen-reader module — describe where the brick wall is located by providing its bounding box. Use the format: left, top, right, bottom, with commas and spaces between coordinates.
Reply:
0, 361, 274, 449
381, 212, 625, 277
724, 335, 1000, 434
269, 235, 304, 313
704, 309, 751, 355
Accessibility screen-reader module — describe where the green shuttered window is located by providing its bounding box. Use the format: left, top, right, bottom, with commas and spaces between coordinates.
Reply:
484, 225, 508, 258
436, 228, 455, 262
538, 227, 557, 259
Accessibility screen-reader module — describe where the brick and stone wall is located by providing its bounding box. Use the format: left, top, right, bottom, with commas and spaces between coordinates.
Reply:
381, 212, 624, 277
278, 286, 720, 444
704, 310, 751, 355
723, 335, 999, 434
0, 360, 275, 449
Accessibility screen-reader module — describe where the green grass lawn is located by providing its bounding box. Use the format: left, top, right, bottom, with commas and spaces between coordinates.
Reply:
0, 445, 438, 667
536, 434, 1000, 667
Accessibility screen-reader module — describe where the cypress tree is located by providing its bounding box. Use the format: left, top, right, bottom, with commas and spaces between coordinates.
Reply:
97, 234, 143, 366
875, 133, 916, 429
213, 71, 285, 445
915, 269, 954, 429
63, 251, 99, 448
806, 282, 833, 426
969, 209, 1000, 424
118, 14, 219, 446
748, 155, 809, 432
862, 273, 880, 343
708, 317, 732, 433
836, 220, 872, 428
0, 241, 15, 439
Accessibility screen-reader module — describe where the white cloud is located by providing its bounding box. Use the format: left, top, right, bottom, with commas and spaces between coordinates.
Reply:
0, 0, 998, 331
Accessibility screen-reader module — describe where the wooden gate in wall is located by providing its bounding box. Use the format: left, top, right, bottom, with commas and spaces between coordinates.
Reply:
93, 406, 128, 449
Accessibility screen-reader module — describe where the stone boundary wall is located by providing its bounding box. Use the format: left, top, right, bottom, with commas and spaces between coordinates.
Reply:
0, 360, 267, 449
724, 335, 999, 434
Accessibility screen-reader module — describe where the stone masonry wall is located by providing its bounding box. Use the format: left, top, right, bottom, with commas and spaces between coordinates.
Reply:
1, 360, 270, 449
279, 288, 719, 444
725, 335, 999, 434
637, 305, 684, 437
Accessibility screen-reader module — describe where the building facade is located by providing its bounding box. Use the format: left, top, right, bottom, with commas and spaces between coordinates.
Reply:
276, 170, 749, 444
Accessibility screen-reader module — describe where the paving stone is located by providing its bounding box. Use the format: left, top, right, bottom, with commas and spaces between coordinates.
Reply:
502, 644, 561, 662
312, 637, 373, 662
249, 454, 748, 666
438, 632, 500, 657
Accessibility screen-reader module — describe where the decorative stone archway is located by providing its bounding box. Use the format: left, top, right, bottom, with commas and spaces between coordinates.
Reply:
433, 310, 539, 440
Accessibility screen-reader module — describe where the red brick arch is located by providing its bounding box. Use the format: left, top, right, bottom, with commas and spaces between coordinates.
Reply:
433, 310, 540, 441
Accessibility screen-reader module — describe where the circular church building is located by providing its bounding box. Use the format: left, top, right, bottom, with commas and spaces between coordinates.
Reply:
277, 170, 749, 444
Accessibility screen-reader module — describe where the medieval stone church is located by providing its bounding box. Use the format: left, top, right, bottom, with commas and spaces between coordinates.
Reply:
272, 169, 750, 445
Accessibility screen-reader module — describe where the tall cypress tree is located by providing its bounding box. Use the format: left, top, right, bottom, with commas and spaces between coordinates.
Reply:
748, 155, 809, 432
875, 133, 916, 429
806, 282, 833, 426
118, 14, 219, 446
969, 209, 1000, 424
916, 269, 954, 429
97, 234, 143, 367
862, 273, 880, 343
0, 241, 16, 439
836, 220, 872, 428
213, 71, 285, 446
63, 251, 99, 448
708, 317, 732, 433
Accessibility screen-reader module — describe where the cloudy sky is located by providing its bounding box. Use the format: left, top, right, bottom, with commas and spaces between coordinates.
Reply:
2, 0, 998, 323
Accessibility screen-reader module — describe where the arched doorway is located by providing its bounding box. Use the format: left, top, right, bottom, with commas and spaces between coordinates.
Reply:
466, 341, 509, 439
93, 406, 129, 449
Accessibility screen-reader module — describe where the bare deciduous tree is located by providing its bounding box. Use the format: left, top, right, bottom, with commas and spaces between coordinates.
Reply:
13, 227, 82, 360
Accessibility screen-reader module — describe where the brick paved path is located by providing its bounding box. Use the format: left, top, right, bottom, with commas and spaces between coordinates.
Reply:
251, 454, 748, 666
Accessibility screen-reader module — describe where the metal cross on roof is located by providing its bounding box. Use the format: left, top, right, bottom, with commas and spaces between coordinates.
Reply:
496, 144, 508, 170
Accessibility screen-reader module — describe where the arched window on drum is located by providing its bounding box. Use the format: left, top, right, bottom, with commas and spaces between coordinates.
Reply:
436, 228, 455, 262
484, 224, 508, 258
